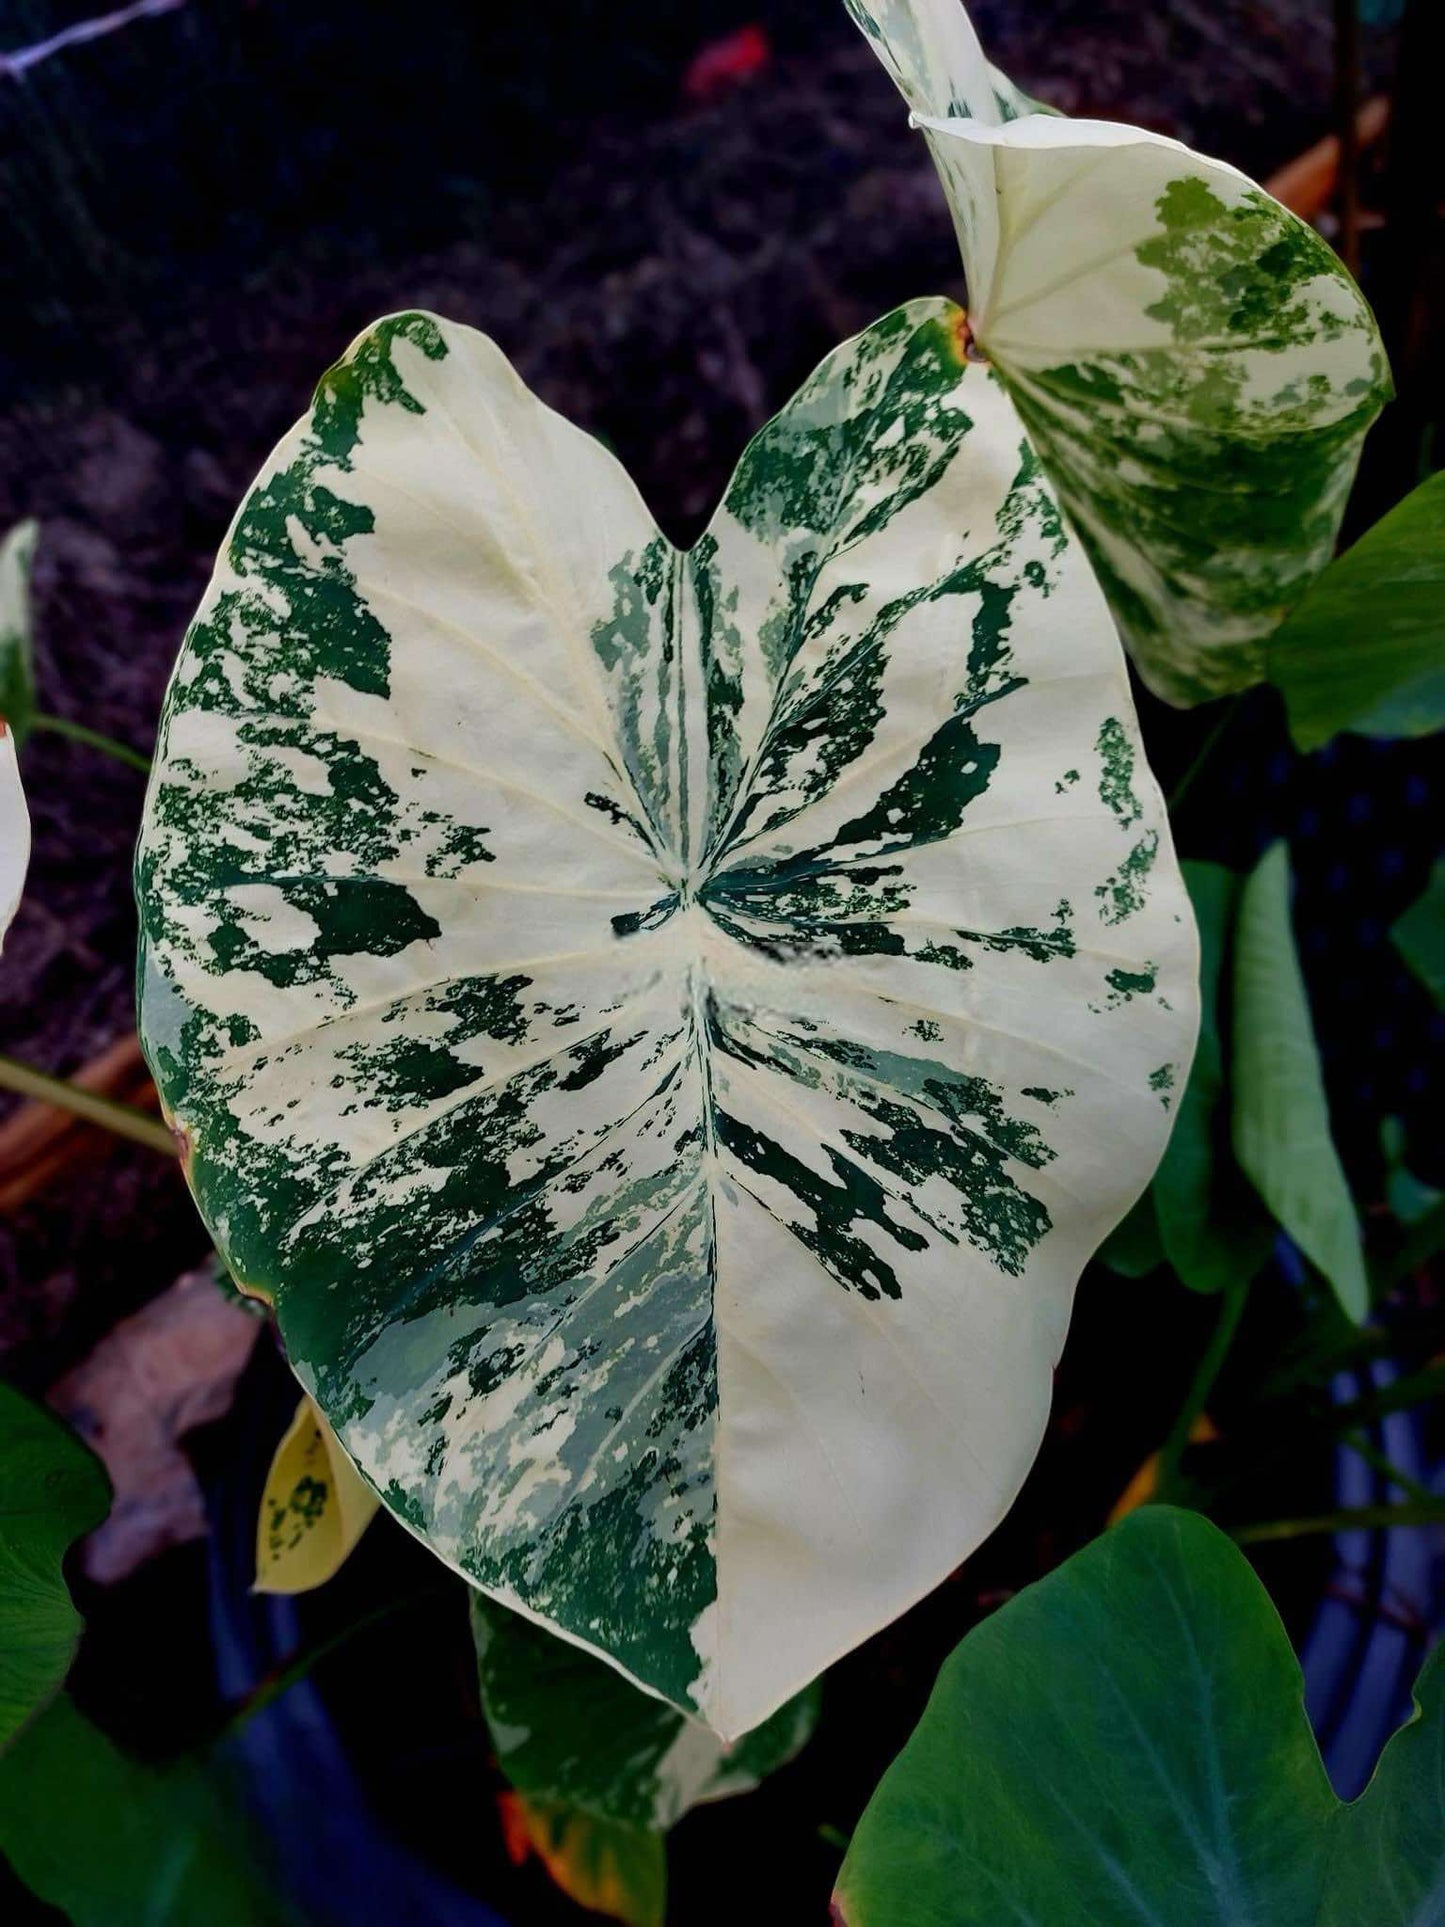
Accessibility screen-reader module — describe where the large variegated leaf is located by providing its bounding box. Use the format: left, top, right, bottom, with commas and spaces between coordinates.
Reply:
844, 0, 1390, 706
135, 301, 1196, 1738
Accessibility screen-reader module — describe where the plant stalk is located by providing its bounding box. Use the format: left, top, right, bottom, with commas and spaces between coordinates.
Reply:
1234, 1500, 1445, 1546
1154, 1270, 1250, 1500
0, 1051, 173, 1155
30, 712, 151, 774
1167, 697, 1241, 816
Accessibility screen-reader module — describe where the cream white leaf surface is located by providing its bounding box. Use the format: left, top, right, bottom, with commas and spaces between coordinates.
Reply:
845, 0, 1391, 706
136, 303, 1196, 1738
0, 727, 29, 950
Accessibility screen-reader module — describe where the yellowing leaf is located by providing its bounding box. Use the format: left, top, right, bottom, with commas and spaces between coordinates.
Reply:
1107, 1414, 1217, 1525
254, 1395, 379, 1593
500, 1792, 665, 1927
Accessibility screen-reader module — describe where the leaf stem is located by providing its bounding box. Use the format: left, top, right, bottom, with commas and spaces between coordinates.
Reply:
1234, 1501, 1445, 1546
1342, 1429, 1435, 1507
30, 712, 151, 774
211, 1589, 439, 1746
1154, 1271, 1249, 1500
0, 1051, 174, 1155
1167, 697, 1241, 816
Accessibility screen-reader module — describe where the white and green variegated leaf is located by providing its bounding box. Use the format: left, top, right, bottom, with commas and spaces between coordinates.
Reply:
0, 519, 39, 745
472, 1594, 819, 1831
135, 301, 1196, 1738
0, 724, 29, 949
844, 0, 1391, 706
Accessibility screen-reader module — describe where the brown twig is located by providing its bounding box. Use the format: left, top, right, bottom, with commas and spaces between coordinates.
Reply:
0, 1033, 170, 1211
1265, 96, 1390, 225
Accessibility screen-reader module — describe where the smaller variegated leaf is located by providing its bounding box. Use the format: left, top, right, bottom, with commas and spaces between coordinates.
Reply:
472, 1594, 819, 1832
137, 299, 1196, 1738
845, 0, 1391, 706
254, 1395, 379, 1593
0, 724, 28, 950
0, 519, 38, 745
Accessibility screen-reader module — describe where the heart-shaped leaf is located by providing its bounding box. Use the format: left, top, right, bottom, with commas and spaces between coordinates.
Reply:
0, 1694, 295, 1925
845, 0, 1390, 706
1321, 1643, 1445, 1924
834, 1506, 1445, 1927
136, 300, 1195, 1736
0, 1383, 111, 1751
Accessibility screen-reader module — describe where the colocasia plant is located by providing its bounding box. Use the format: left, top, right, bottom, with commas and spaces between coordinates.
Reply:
0, 0, 1441, 1921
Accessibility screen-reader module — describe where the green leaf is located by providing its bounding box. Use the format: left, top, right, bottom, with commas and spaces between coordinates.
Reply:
0, 519, 38, 745
1269, 471, 1445, 752
1321, 1643, 1445, 1924
503, 1794, 666, 1927
1095, 1186, 1164, 1277
472, 1594, 819, 1831
1392, 857, 1445, 1006
1153, 860, 1275, 1293
0, 1694, 293, 1925
0, 1382, 110, 1751
1232, 842, 1368, 1320
136, 300, 1197, 1736
833, 1507, 1338, 1927
845, 0, 1390, 707
1380, 1116, 1441, 1228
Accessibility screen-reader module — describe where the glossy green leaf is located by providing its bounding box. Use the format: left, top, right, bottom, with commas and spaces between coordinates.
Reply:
0, 1694, 293, 1925
0, 1382, 110, 1750
844, 0, 1390, 706
0, 519, 38, 745
1392, 857, 1445, 1007
1153, 860, 1275, 1294
473, 1594, 818, 1831
1231, 842, 1368, 1321
1269, 471, 1445, 751
1322, 1644, 1445, 1924
136, 300, 1196, 1736
504, 1793, 665, 1927
833, 1507, 1337, 1927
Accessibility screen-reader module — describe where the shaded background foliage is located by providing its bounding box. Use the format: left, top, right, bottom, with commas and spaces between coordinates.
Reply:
0, 2, 1439, 1922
